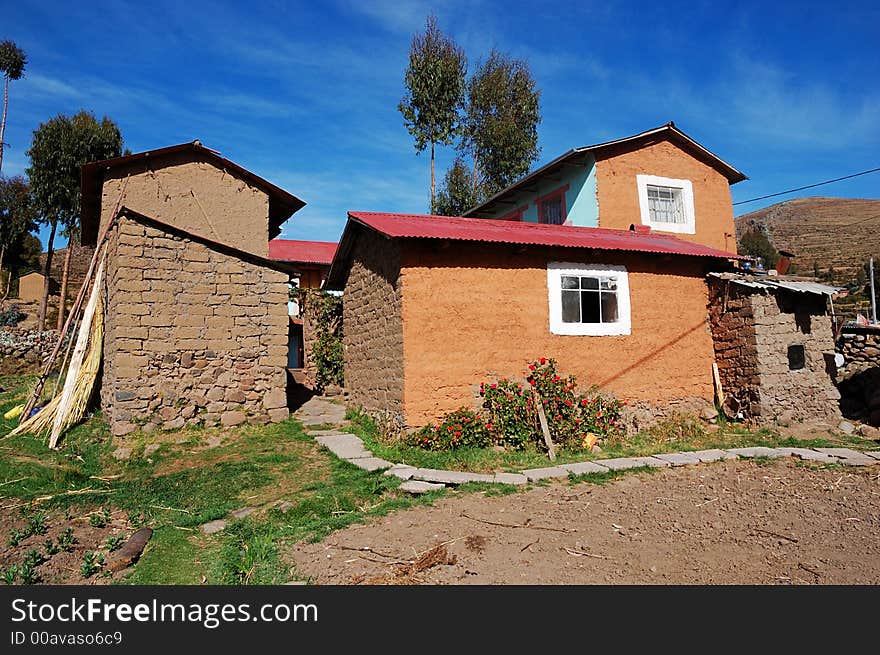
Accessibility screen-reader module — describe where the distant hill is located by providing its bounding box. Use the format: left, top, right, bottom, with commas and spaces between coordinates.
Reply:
735, 197, 880, 282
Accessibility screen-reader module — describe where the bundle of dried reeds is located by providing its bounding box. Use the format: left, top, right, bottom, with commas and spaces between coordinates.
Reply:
9, 259, 105, 448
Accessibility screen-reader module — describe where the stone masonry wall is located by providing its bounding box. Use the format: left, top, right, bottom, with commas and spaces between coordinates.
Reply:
707, 279, 761, 416
101, 216, 290, 436
836, 331, 880, 425
750, 290, 840, 422
342, 228, 403, 416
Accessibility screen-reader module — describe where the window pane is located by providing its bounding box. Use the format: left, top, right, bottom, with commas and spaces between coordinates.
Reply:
600, 277, 617, 291
541, 198, 564, 224
601, 291, 619, 323
647, 184, 685, 224
580, 277, 599, 290
561, 276, 579, 290
580, 290, 601, 323
561, 290, 580, 322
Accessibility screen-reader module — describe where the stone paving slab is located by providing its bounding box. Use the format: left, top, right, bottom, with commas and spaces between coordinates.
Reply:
308, 429, 352, 437
727, 447, 783, 459
411, 468, 496, 485
201, 519, 227, 535
399, 480, 445, 494
323, 443, 373, 460
776, 447, 838, 463
384, 464, 417, 480
866, 452, 880, 461
347, 457, 393, 472
521, 466, 571, 481
494, 472, 529, 485
589, 457, 669, 471
815, 447, 871, 460
837, 456, 878, 466
559, 461, 609, 475
314, 434, 364, 447
690, 449, 738, 463
653, 452, 702, 466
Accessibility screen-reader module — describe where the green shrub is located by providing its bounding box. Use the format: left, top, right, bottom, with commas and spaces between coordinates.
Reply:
0, 304, 25, 327
406, 408, 490, 450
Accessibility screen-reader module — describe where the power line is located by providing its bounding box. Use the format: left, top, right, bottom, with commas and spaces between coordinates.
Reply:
732, 166, 880, 206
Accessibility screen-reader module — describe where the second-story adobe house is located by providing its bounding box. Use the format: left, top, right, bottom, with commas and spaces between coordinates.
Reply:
464, 122, 746, 253
80, 141, 305, 436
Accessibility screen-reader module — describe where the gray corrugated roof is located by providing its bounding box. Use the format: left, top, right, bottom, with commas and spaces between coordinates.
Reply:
708, 272, 842, 296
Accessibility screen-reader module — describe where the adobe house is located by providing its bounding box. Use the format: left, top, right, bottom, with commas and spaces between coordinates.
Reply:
268, 238, 338, 378
707, 273, 842, 423
16, 271, 52, 303
464, 121, 745, 254
80, 141, 305, 436
326, 123, 747, 427
326, 212, 742, 427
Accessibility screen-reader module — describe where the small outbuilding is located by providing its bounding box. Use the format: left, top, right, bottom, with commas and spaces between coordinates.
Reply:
707, 273, 842, 423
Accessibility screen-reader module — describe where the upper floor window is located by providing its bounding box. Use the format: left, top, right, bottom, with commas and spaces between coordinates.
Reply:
499, 205, 527, 221
547, 263, 631, 336
536, 185, 569, 225
636, 175, 695, 234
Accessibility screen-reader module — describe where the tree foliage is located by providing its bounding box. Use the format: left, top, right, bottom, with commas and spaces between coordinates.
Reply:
398, 14, 467, 206
432, 156, 485, 216
0, 176, 36, 256
462, 49, 541, 196
26, 110, 123, 232
738, 229, 778, 269
0, 40, 27, 174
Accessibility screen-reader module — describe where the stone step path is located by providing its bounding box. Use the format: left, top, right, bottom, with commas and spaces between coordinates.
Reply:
300, 397, 880, 495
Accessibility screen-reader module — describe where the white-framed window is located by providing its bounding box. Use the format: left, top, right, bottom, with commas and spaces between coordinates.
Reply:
547, 263, 631, 336
636, 174, 695, 234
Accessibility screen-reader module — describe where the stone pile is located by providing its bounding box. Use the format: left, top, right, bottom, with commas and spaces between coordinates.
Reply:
836, 331, 880, 426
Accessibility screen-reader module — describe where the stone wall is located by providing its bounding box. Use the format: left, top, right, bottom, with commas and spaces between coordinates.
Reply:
341, 227, 403, 415
0, 328, 60, 374
707, 279, 761, 416
836, 330, 880, 426
101, 215, 290, 436
707, 278, 840, 423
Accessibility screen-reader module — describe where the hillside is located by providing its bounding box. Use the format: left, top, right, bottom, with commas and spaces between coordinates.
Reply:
735, 197, 880, 281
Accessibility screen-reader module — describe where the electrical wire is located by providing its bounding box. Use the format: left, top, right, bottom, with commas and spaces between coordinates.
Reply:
733, 166, 880, 206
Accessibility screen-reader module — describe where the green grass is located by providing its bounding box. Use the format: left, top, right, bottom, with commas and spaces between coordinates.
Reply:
348, 410, 876, 474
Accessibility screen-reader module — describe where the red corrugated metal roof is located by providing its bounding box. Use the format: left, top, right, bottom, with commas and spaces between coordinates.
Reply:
347, 211, 744, 260
269, 239, 337, 265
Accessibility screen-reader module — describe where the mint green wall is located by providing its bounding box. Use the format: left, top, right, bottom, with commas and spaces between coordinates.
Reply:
482, 154, 599, 227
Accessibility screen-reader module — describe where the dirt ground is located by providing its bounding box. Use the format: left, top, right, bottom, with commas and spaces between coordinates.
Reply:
291, 458, 880, 585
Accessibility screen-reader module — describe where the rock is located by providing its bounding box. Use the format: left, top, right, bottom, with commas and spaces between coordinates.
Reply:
591, 444, 602, 454
700, 406, 719, 422
268, 408, 289, 423
776, 409, 795, 427
111, 446, 132, 460
690, 449, 738, 462
347, 457, 393, 472
493, 472, 528, 485
143, 443, 160, 456
384, 464, 417, 480
105, 528, 153, 573
399, 480, 444, 494
837, 420, 855, 435
411, 468, 495, 485
180, 405, 197, 419
521, 466, 570, 481
262, 388, 287, 410
159, 406, 177, 421
205, 435, 223, 448
162, 417, 185, 431
230, 507, 255, 520
856, 424, 880, 440
111, 422, 136, 437
559, 461, 609, 475
201, 519, 227, 535
220, 411, 246, 427
653, 452, 701, 466
115, 390, 136, 402
278, 501, 294, 512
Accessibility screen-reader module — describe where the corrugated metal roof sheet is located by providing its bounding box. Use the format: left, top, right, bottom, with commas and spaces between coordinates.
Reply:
348, 211, 744, 259
269, 239, 337, 265
708, 272, 842, 296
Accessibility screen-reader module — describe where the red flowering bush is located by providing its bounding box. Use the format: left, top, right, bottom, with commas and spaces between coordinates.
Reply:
407, 359, 624, 452
406, 408, 491, 451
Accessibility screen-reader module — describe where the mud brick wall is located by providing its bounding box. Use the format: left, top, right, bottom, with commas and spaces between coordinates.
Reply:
708, 278, 840, 423
101, 216, 290, 436
836, 331, 880, 426
341, 228, 403, 415
707, 279, 761, 415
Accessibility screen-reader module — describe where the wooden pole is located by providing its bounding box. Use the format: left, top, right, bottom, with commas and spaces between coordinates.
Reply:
870, 257, 877, 325
532, 388, 556, 461
19, 178, 129, 422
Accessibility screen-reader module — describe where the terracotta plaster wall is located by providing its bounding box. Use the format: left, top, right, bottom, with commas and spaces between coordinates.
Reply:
595, 140, 737, 253
399, 241, 716, 426
100, 153, 270, 257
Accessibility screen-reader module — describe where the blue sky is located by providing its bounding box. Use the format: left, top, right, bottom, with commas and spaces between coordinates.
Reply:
3, 0, 878, 248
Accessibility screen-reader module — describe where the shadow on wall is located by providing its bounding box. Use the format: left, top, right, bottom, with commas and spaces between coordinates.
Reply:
837, 365, 880, 426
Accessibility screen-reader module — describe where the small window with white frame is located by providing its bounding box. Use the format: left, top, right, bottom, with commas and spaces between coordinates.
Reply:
547, 263, 631, 336
636, 174, 695, 234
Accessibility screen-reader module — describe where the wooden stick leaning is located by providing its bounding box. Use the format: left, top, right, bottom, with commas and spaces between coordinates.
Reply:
19, 177, 129, 422
532, 387, 557, 461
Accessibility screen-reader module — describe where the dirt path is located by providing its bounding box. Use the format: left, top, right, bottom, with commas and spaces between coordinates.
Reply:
290, 459, 880, 584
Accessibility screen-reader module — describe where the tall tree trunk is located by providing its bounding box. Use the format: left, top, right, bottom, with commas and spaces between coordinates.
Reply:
0, 74, 9, 174
430, 141, 435, 212
38, 221, 57, 332
0, 244, 5, 307
57, 244, 72, 330
471, 157, 479, 194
